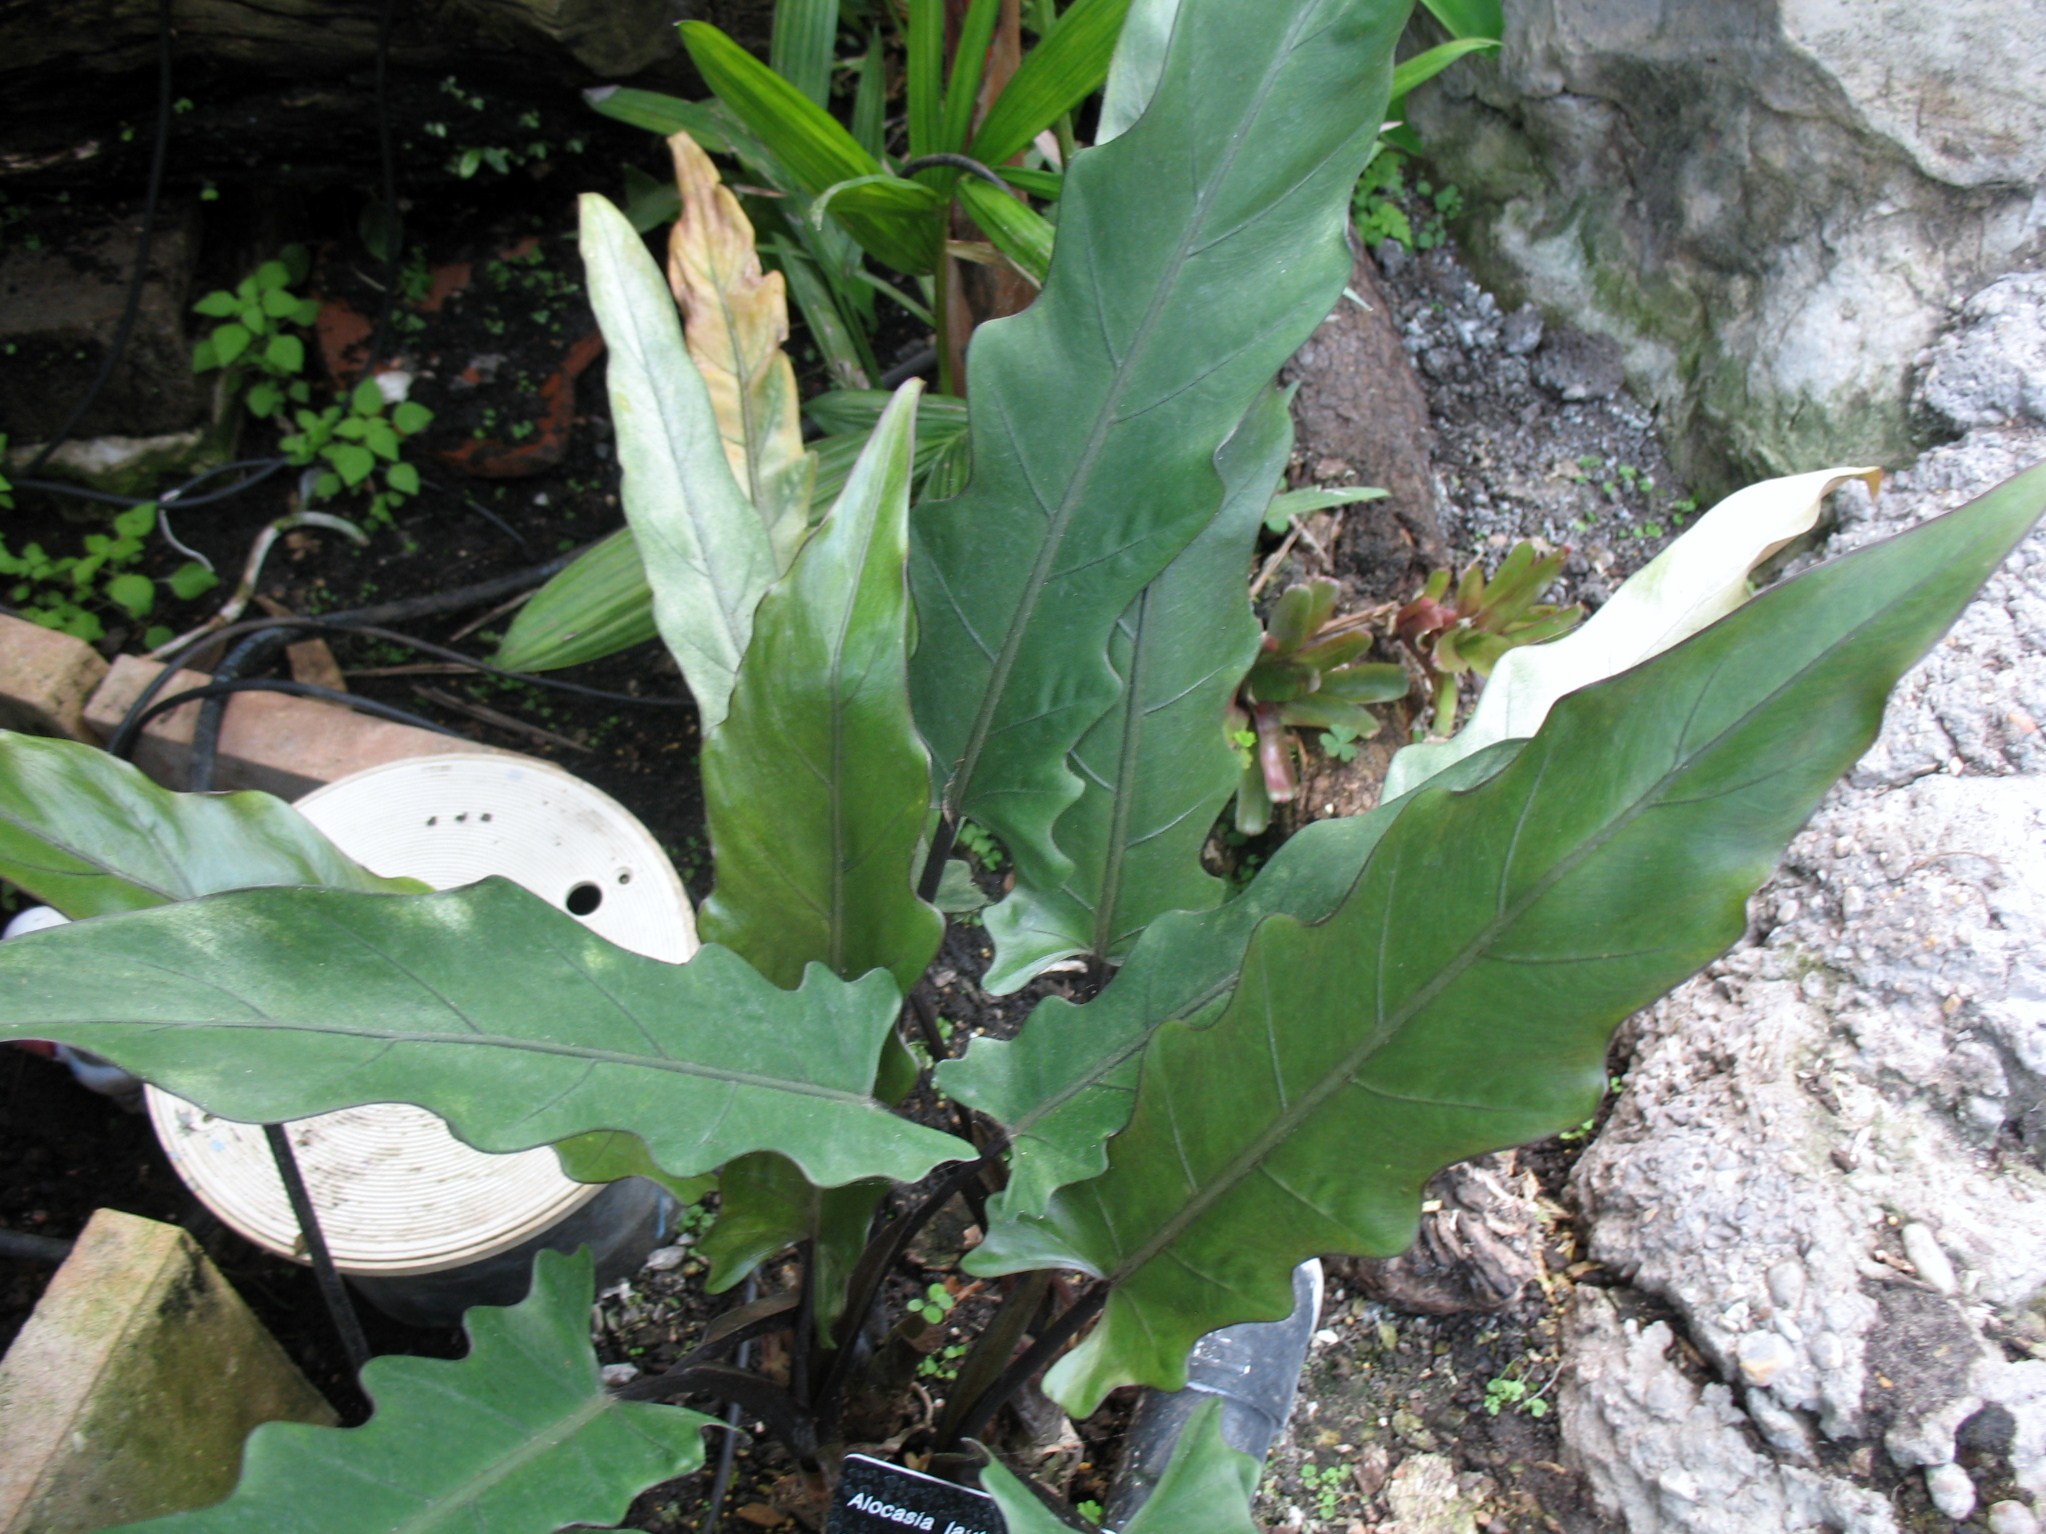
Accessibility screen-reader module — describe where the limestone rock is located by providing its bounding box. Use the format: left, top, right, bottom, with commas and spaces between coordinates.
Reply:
1408, 0, 2046, 489
1560, 400, 2046, 1528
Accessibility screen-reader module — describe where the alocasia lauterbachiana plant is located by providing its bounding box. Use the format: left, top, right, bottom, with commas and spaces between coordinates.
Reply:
1, 3, 2042, 1530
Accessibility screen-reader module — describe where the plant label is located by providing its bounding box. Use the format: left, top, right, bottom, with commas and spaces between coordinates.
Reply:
829, 1454, 1003, 1534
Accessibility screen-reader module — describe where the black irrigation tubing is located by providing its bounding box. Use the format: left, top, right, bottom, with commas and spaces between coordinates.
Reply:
0, 1230, 75, 1265
13, 458, 295, 513
23, 0, 174, 478
263, 1123, 373, 1376
127, 679, 464, 754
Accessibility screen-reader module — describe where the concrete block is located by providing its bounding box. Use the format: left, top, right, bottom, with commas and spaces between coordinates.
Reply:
0, 1209, 336, 1533
85, 654, 509, 798
0, 614, 111, 742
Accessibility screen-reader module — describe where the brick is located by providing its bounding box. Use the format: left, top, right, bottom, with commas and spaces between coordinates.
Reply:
0, 1209, 336, 1533
0, 613, 111, 742
85, 654, 512, 799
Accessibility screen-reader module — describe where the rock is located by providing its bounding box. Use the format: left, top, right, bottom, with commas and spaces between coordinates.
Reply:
1989, 1501, 2041, 1534
1531, 329, 1624, 402
0, 202, 208, 443
1344, 1154, 1543, 1316
1918, 275, 2046, 432
600, 1362, 640, 1387
1282, 254, 1447, 605
1553, 266, 2046, 1520
641, 1244, 690, 1273
1899, 1224, 1959, 1295
1408, 1, 2046, 489
1926, 1463, 1978, 1522
1381, 1453, 1480, 1534
1560, 1290, 1898, 1533
1500, 304, 1543, 357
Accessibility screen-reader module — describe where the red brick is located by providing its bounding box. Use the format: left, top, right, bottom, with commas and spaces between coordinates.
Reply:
0, 614, 111, 742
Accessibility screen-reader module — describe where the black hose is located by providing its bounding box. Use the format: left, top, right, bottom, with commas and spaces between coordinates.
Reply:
0, 1230, 74, 1265
264, 1124, 372, 1377
23, 0, 174, 477
125, 680, 464, 763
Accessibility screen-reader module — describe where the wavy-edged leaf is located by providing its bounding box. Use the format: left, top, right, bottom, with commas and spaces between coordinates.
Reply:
680, 22, 940, 275
941, 744, 1523, 1218
908, 0, 1404, 895
1384, 467, 1882, 799
700, 384, 943, 995
956, 178, 1054, 286
699, 1151, 885, 1335
127, 1249, 712, 1533
0, 732, 422, 918
581, 192, 775, 733
972, 462, 2046, 1414
0, 877, 972, 1189
980, 1398, 1258, 1534
980, 387, 1288, 993
554, 1130, 716, 1207
667, 131, 816, 572
968, 0, 1135, 167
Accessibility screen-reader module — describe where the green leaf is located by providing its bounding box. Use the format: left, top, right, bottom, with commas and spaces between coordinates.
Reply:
909, 0, 1403, 917
968, 0, 1134, 167
125, 1250, 712, 1533
1385, 467, 1883, 799
326, 442, 376, 487
244, 380, 283, 418
583, 87, 733, 154
392, 400, 433, 435
1391, 36, 1499, 99
351, 377, 386, 416
579, 192, 775, 734
258, 286, 303, 320
1096, 0, 1178, 143
494, 528, 661, 673
191, 290, 238, 318
973, 461, 2046, 1415
679, 23, 939, 275
1264, 483, 1387, 533
0, 878, 973, 1189
166, 560, 219, 601
0, 733, 422, 918
942, 743, 1524, 1219
251, 259, 293, 292
982, 387, 1288, 992
699, 1151, 885, 1334
385, 460, 421, 496
940, 0, 1004, 159
113, 501, 157, 539
554, 1130, 716, 1208
807, 390, 967, 439
956, 178, 1055, 285
700, 384, 943, 994
104, 571, 155, 618
1419, 0, 1503, 39
907, 0, 946, 161
210, 322, 252, 367
769, 0, 839, 107
980, 1399, 1258, 1534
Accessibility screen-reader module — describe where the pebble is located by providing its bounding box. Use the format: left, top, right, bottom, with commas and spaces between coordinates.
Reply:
600, 1362, 640, 1387
1737, 1331, 1797, 1387
1501, 304, 1544, 356
642, 1244, 690, 1273
1900, 1223, 1959, 1294
1988, 1501, 2041, 1534
1926, 1463, 1977, 1522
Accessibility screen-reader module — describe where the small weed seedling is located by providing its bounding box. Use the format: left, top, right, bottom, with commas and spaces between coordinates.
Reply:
909, 1283, 957, 1328
1298, 1461, 1349, 1521
0, 495, 217, 647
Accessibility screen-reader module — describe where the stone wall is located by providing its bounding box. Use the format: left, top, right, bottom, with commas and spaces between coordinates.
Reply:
1408, 0, 2046, 495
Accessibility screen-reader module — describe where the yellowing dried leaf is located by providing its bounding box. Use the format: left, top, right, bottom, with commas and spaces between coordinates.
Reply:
666, 130, 815, 572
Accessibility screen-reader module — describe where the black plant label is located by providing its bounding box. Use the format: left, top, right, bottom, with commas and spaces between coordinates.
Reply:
828, 1454, 1004, 1534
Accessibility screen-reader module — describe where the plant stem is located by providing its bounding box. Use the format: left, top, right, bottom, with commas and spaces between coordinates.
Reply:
939, 1282, 1107, 1450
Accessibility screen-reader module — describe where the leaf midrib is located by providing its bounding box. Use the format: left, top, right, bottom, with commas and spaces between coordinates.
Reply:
65, 1015, 886, 1106
1103, 612, 1881, 1284
944, 5, 1318, 817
